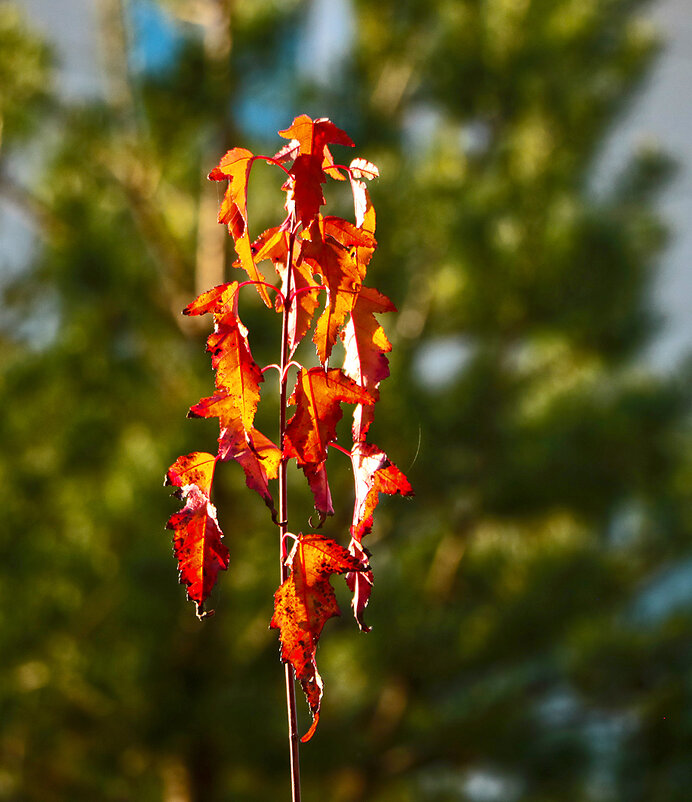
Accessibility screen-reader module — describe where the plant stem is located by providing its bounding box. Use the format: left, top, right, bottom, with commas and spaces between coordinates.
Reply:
278, 225, 301, 802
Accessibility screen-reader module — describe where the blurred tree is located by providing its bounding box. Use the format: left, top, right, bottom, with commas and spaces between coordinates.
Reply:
0, 1, 691, 801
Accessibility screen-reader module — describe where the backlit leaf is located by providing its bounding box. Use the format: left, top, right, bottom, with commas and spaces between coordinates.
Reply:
342, 285, 396, 390
284, 367, 374, 466
165, 452, 229, 619
302, 219, 364, 364
209, 148, 271, 307
270, 532, 368, 741
345, 442, 413, 630
278, 115, 354, 227
278, 114, 354, 156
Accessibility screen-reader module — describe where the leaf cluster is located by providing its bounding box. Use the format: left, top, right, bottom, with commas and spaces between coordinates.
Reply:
166, 115, 413, 739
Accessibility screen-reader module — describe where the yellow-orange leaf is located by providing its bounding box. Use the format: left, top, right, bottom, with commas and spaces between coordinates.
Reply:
209, 148, 271, 307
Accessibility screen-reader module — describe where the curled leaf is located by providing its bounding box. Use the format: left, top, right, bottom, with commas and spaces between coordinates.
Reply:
346, 442, 414, 630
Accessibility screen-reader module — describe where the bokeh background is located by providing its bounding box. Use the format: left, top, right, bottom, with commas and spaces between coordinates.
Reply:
2, 1, 692, 800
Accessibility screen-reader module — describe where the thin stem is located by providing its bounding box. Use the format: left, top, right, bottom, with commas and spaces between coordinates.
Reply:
287, 284, 325, 305
250, 154, 293, 178
278, 222, 302, 802
238, 279, 285, 307
328, 442, 352, 458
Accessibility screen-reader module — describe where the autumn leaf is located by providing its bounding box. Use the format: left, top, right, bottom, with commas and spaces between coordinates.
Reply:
232, 428, 281, 515
345, 442, 413, 630
270, 532, 368, 742
284, 367, 374, 466
165, 452, 229, 619
250, 226, 287, 269
188, 393, 279, 510
323, 216, 376, 277
345, 538, 373, 633
283, 154, 328, 227
302, 219, 364, 364
205, 314, 263, 424
186, 280, 263, 432
278, 114, 354, 157
278, 115, 354, 227
303, 461, 334, 522
209, 148, 271, 307
341, 285, 395, 441
342, 285, 396, 390
185, 281, 278, 515
183, 280, 240, 318
350, 442, 413, 538
273, 243, 322, 356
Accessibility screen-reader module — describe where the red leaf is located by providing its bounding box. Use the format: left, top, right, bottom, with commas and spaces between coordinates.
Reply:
165, 452, 229, 619
277, 116, 354, 227
186, 288, 279, 515
209, 148, 271, 308
303, 461, 334, 520
250, 226, 287, 268
283, 153, 328, 227
345, 538, 373, 633
284, 368, 374, 467
350, 442, 413, 540
188, 397, 279, 516
231, 428, 281, 514
270, 532, 368, 741
272, 242, 322, 355
345, 442, 413, 630
323, 215, 376, 259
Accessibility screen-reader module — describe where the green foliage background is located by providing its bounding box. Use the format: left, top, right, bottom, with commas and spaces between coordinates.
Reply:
1, 1, 691, 800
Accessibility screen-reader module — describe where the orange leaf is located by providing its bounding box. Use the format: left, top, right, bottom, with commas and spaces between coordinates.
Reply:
209, 148, 271, 307
204, 311, 263, 428
183, 280, 240, 318
270, 533, 368, 741
345, 539, 373, 633
283, 154, 328, 227
350, 441, 413, 540
189, 396, 279, 516
165, 452, 229, 619
302, 220, 364, 364
186, 290, 279, 515
342, 285, 396, 390
278, 114, 354, 156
